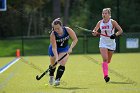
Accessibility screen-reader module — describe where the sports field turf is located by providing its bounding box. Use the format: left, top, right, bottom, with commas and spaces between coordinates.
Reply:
0, 53, 140, 93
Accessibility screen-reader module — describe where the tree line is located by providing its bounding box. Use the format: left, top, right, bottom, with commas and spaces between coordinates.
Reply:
0, 0, 140, 37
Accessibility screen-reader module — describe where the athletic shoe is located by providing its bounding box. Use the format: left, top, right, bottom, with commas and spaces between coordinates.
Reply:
49, 76, 54, 85
54, 79, 60, 86
104, 76, 110, 83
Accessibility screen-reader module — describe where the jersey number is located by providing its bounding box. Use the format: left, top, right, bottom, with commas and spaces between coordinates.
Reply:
60, 41, 64, 46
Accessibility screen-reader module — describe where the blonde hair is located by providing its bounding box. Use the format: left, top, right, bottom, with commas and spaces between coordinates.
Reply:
102, 8, 111, 17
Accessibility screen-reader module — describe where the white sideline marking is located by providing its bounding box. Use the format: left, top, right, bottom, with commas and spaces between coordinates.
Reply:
0, 58, 20, 74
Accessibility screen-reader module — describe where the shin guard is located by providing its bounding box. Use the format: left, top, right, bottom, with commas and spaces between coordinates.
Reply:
55, 65, 65, 80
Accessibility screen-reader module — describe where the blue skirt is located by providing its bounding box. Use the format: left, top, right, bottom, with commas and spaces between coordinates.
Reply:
48, 45, 69, 56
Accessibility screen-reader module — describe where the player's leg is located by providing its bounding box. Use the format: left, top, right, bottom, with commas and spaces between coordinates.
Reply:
48, 56, 56, 85
48, 45, 56, 85
108, 50, 114, 63
100, 48, 110, 82
54, 52, 69, 86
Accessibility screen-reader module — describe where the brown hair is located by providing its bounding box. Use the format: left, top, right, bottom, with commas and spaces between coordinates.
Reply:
51, 18, 62, 27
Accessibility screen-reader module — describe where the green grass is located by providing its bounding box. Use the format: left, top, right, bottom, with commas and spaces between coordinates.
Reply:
0, 53, 140, 93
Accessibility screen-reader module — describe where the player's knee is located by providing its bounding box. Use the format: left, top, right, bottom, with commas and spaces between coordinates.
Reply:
59, 60, 67, 66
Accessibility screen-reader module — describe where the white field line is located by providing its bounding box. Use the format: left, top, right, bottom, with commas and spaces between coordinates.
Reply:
0, 57, 20, 74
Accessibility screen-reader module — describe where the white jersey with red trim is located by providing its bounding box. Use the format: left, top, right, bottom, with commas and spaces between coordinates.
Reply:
99, 19, 116, 50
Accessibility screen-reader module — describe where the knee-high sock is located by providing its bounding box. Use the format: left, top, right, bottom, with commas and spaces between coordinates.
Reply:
55, 65, 65, 80
49, 65, 56, 76
102, 62, 108, 78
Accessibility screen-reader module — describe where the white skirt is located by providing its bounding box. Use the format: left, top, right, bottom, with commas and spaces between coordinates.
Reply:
99, 37, 116, 50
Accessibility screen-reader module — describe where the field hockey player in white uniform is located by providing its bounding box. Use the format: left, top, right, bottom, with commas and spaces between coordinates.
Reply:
92, 8, 123, 82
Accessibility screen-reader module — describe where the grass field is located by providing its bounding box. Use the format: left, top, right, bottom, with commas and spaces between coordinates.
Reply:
0, 53, 140, 93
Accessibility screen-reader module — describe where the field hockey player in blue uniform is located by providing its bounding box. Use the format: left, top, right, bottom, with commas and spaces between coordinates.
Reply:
48, 18, 78, 86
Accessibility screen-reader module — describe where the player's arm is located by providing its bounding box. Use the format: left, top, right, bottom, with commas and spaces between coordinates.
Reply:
92, 21, 100, 36
110, 20, 123, 39
66, 27, 78, 54
112, 20, 123, 36
50, 32, 59, 61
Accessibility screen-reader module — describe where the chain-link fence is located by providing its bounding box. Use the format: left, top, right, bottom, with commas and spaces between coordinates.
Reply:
0, 33, 140, 57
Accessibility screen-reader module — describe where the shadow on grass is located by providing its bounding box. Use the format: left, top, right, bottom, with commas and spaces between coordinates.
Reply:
55, 86, 88, 90
108, 81, 134, 85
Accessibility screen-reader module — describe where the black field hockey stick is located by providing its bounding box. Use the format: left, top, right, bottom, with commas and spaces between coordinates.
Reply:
75, 25, 110, 37
36, 53, 68, 80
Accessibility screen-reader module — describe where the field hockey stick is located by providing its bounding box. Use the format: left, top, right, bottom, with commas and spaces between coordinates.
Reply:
36, 53, 68, 80
75, 25, 110, 37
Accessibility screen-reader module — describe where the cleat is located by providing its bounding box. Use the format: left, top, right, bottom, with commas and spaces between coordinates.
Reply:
54, 79, 60, 86
104, 76, 110, 83
49, 76, 54, 85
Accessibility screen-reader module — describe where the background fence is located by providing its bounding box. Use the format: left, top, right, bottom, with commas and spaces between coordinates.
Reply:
0, 33, 140, 57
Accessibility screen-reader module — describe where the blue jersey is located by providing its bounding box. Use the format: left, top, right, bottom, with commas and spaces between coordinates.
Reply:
48, 27, 70, 56
54, 27, 69, 48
